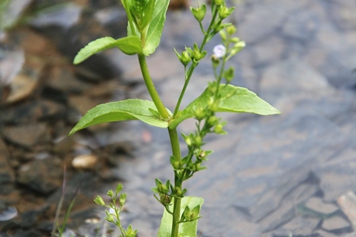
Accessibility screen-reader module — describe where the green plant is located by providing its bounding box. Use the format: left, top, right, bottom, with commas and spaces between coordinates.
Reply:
69, 0, 280, 236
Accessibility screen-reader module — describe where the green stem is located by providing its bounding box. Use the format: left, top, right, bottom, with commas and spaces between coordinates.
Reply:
168, 128, 182, 237
137, 54, 182, 237
173, 8, 219, 118
138, 54, 170, 119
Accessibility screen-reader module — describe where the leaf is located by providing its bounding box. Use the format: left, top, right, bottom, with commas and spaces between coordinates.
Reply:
142, 0, 170, 56
73, 36, 142, 64
169, 84, 280, 128
69, 99, 171, 135
157, 196, 204, 237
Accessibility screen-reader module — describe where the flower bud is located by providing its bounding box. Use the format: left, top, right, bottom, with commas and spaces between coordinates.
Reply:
194, 135, 202, 146
94, 196, 105, 206
158, 184, 168, 194
214, 0, 224, 6
107, 190, 114, 198
207, 116, 218, 126
226, 25, 237, 35
223, 67, 234, 83
218, 6, 235, 20
105, 210, 115, 222
211, 55, 220, 68
190, 4, 206, 22
160, 194, 171, 205
194, 107, 206, 120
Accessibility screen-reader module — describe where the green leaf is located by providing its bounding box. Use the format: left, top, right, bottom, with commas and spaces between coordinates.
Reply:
69, 99, 171, 135
170, 84, 280, 128
158, 196, 204, 237
73, 36, 142, 64
142, 0, 170, 55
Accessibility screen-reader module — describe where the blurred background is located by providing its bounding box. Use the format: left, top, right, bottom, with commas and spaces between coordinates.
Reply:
0, 0, 356, 236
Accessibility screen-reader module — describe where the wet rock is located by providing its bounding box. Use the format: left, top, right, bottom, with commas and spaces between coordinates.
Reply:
282, 9, 318, 41
272, 216, 320, 237
337, 191, 356, 228
239, 3, 288, 44
314, 155, 356, 202
322, 216, 351, 233
0, 99, 65, 125
72, 154, 98, 170
30, 2, 82, 30
0, 45, 24, 87
46, 65, 93, 94
259, 59, 333, 104
0, 144, 15, 194
303, 197, 339, 217
2, 123, 50, 148
4, 72, 39, 104
17, 157, 62, 194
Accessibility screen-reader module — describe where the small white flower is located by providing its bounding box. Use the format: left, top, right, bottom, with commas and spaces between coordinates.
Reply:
213, 44, 226, 58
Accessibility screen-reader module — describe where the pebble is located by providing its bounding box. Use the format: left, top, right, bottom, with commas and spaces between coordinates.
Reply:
304, 197, 339, 216
337, 191, 356, 228
322, 216, 351, 233
72, 154, 98, 170
2, 123, 50, 148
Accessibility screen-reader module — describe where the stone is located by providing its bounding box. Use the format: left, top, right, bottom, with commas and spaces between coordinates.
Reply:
0, 100, 66, 125
273, 216, 320, 237
282, 10, 318, 41
2, 123, 50, 148
30, 2, 83, 30
238, 3, 288, 44
0, 145, 15, 184
72, 154, 98, 170
337, 191, 356, 228
314, 155, 356, 202
17, 157, 62, 194
45, 65, 93, 94
304, 197, 338, 216
0, 45, 24, 87
4, 73, 39, 105
322, 216, 351, 233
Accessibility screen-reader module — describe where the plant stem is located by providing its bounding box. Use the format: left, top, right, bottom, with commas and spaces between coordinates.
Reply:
173, 8, 219, 117
138, 54, 170, 119
168, 128, 182, 237
137, 54, 183, 237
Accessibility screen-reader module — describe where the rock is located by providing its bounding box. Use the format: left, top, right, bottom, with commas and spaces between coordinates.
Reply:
273, 216, 320, 237
0, 100, 66, 125
4, 73, 39, 105
282, 9, 318, 41
337, 191, 356, 228
259, 59, 333, 105
238, 2, 288, 44
17, 157, 62, 194
303, 197, 338, 217
45, 65, 93, 94
0, 45, 24, 87
30, 2, 82, 30
72, 154, 98, 170
0, 139, 15, 185
314, 155, 356, 202
2, 123, 50, 148
322, 216, 351, 233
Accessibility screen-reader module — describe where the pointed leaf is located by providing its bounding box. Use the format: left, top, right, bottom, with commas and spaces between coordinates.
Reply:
170, 84, 280, 128
142, 0, 170, 55
158, 196, 204, 237
73, 36, 142, 64
69, 99, 171, 135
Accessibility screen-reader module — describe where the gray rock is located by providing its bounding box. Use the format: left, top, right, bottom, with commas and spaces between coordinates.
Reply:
314, 155, 356, 202
0, 100, 66, 124
322, 216, 351, 233
282, 10, 319, 41
0, 138, 14, 185
337, 191, 356, 228
17, 157, 62, 194
273, 216, 320, 237
304, 197, 338, 216
2, 123, 50, 148
239, 3, 288, 44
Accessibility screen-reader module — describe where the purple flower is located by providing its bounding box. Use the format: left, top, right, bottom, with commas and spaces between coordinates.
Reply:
213, 44, 226, 58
